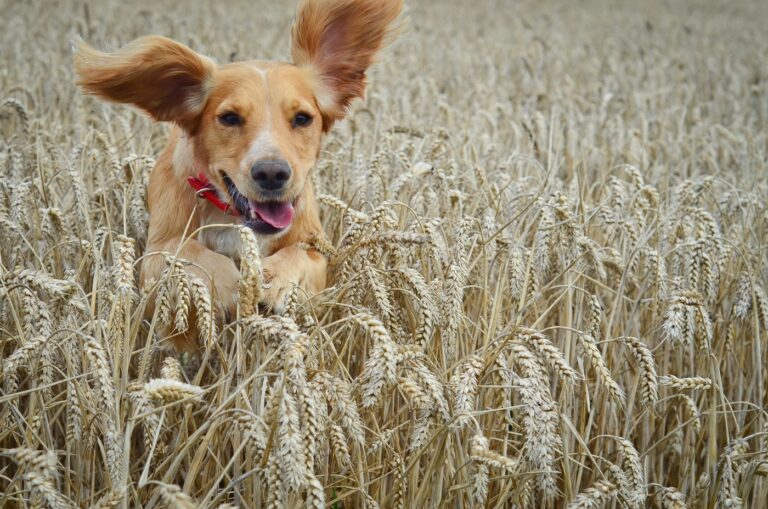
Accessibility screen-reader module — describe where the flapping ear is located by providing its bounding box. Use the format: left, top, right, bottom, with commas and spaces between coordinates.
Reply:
74, 36, 215, 128
291, 0, 403, 131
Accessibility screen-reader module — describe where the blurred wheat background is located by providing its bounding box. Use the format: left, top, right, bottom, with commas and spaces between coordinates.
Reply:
1, 0, 767, 507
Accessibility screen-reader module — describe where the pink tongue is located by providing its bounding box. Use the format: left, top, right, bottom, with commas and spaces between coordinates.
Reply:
250, 201, 294, 229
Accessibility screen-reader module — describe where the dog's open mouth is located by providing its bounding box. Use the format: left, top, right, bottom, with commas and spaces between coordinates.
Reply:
222, 174, 295, 234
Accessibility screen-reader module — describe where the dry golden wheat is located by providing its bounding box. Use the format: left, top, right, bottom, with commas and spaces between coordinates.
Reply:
1, 0, 767, 506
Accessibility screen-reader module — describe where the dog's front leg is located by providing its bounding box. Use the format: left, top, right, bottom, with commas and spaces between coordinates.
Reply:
142, 238, 241, 320
261, 245, 327, 314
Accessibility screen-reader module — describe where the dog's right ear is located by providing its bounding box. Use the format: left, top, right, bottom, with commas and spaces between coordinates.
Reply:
73, 36, 215, 127
291, 0, 403, 131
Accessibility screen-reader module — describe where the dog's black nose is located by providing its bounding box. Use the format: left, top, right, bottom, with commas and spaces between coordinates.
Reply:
251, 159, 291, 191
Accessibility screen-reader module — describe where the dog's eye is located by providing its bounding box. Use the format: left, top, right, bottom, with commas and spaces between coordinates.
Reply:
292, 112, 313, 128
218, 112, 242, 127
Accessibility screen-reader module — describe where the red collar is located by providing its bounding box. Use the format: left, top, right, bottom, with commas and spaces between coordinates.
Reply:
186, 172, 240, 217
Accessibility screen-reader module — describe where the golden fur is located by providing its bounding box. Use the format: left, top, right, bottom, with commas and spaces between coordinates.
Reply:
74, 0, 403, 349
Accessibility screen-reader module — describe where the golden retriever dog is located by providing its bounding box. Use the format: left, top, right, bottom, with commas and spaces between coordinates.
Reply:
74, 0, 403, 347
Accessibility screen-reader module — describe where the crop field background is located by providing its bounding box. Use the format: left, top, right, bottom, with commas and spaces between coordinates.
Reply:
1, 0, 767, 507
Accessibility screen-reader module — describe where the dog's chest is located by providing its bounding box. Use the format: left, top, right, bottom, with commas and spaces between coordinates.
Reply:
198, 209, 272, 258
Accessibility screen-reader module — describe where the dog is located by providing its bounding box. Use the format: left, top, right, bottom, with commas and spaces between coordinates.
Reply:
74, 0, 403, 346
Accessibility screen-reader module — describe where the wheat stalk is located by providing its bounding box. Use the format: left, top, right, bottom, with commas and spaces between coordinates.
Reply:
356, 312, 399, 408
158, 483, 200, 509
451, 354, 483, 428
144, 378, 203, 403
5, 448, 75, 509
567, 480, 617, 509
277, 388, 308, 490
517, 327, 578, 386
470, 433, 517, 472
659, 487, 688, 509
659, 375, 712, 391
621, 336, 659, 406
238, 225, 262, 315
578, 333, 625, 405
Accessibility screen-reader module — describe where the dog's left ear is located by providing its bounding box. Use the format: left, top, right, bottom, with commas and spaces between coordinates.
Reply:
74, 36, 215, 129
291, 0, 403, 131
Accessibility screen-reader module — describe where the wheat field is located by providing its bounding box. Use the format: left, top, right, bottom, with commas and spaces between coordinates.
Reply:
1, 0, 767, 507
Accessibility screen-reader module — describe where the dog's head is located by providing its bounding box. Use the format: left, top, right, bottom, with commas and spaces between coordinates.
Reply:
74, 0, 402, 234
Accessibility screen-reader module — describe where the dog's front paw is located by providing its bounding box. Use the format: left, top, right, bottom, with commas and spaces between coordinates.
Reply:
260, 263, 299, 315
188, 257, 240, 320
212, 267, 240, 319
